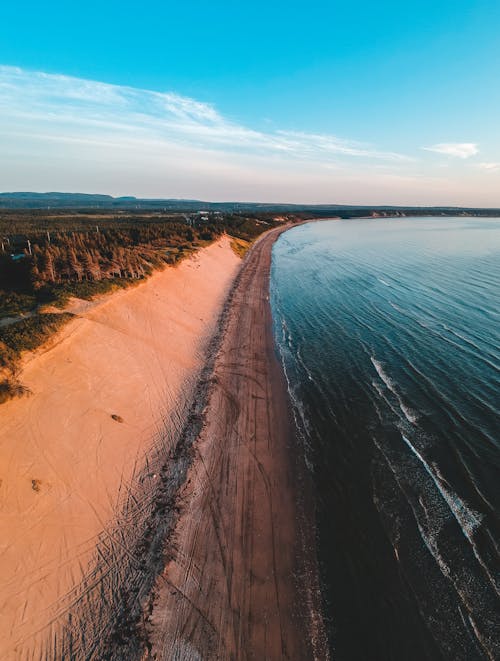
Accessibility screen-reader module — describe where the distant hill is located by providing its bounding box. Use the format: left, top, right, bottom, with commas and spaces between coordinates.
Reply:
0, 192, 117, 205
1, 192, 499, 217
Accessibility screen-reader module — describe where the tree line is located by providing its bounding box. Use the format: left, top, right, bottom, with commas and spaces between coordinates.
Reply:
0, 214, 276, 314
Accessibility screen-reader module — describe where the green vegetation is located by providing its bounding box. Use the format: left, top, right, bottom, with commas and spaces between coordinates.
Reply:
0, 313, 74, 355
0, 378, 28, 405
230, 237, 251, 258
0, 291, 37, 317
0, 312, 74, 403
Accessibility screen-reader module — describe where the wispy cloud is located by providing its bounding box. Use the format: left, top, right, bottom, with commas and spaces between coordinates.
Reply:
0, 65, 409, 165
474, 162, 500, 172
1, 65, 498, 205
274, 131, 411, 161
423, 142, 479, 159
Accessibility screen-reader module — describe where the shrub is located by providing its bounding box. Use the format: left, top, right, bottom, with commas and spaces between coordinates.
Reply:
0, 313, 74, 355
0, 378, 30, 404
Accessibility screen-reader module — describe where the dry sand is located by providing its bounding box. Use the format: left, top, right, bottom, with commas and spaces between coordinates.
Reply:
144, 226, 328, 660
0, 236, 240, 659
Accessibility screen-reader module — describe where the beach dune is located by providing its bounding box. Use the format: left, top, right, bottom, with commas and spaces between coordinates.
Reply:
0, 236, 239, 658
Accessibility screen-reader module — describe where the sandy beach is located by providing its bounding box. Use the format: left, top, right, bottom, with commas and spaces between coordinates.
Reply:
0, 236, 240, 659
143, 225, 327, 660
0, 226, 326, 659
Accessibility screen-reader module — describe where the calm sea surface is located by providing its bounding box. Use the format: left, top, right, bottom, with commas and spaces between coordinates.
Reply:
270, 218, 500, 660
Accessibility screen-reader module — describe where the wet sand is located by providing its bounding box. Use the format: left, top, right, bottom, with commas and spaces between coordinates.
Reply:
144, 225, 327, 660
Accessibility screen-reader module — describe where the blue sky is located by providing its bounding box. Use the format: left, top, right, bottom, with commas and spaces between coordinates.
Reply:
1, 0, 499, 204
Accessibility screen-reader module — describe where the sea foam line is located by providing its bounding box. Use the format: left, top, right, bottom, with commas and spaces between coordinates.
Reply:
402, 434, 500, 600
370, 357, 419, 425
374, 437, 498, 658
401, 434, 484, 539
272, 306, 314, 471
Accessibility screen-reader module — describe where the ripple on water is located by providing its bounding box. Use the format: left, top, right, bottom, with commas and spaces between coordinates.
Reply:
271, 217, 500, 660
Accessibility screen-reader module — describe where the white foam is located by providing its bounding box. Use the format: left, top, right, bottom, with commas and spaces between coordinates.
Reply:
274, 313, 314, 469
371, 356, 395, 390
371, 357, 419, 425
402, 435, 484, 539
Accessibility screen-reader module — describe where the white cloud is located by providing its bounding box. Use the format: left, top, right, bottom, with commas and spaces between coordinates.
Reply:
474, 162, 500, 172
274, 131, 412, 161
423, 142, 479, 159
0, 65, 410, 166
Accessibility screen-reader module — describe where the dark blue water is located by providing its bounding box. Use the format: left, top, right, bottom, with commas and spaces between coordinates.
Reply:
270, 218, 500, 661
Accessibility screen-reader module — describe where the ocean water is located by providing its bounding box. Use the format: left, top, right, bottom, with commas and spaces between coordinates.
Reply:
270, 218, 500, 661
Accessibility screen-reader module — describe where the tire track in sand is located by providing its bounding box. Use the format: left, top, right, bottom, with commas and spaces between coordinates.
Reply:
144, 226, 329, 660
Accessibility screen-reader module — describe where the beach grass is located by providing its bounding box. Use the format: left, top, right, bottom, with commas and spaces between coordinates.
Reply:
230, 237, 251, 258
0, 313, 74, 355
0, 312, 74, 403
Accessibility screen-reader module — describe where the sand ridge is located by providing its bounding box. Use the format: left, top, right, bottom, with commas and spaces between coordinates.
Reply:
0, 236, 240, 659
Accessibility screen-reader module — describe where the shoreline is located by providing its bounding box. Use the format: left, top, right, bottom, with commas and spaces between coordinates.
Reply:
0, 224, 327, 658
141, 224, 328, 659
